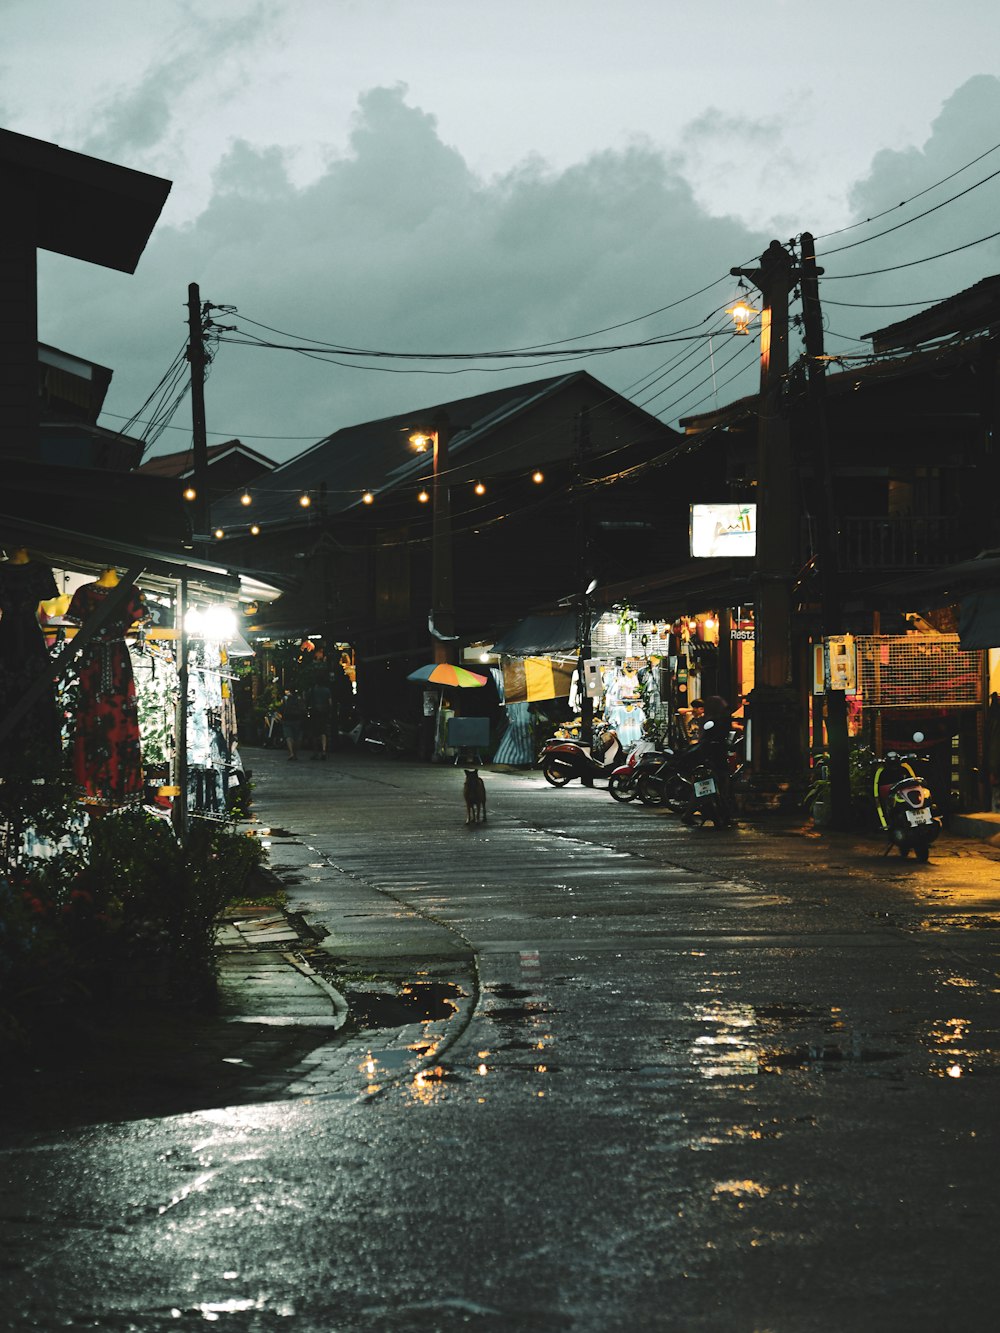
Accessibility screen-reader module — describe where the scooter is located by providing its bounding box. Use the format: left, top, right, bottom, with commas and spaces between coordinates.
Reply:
608, 736, 669, 802
873, 732, 941, 861
635, 723, 744, 812
539, 722, 624, 787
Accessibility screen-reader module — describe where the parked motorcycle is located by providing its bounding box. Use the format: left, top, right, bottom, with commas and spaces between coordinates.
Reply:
873, 732, 941, 861
539, 721, 624, 787
608, 737, 669, 802
636, 724, 744, 812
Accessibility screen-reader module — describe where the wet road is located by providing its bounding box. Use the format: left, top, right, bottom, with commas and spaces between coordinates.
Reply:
3, 747, 1000, 1331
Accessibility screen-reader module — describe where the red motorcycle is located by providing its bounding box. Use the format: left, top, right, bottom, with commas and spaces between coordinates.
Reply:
539, 722, 624, 787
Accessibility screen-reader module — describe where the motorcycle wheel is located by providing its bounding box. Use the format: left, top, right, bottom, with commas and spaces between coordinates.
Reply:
542, 760, 574, 787
636, 774, 665, 806
608, 774, 637, 803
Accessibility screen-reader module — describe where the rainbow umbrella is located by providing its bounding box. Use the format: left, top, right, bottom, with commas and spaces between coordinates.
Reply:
406, 662, 489, 688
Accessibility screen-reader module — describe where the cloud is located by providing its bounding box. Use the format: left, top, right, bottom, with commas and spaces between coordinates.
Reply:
35, 78, 1000, 467
81, 3, 279, 162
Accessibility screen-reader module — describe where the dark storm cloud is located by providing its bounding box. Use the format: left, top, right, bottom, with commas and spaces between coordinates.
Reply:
35, 78, 1000, 464
81, 3, 279, 160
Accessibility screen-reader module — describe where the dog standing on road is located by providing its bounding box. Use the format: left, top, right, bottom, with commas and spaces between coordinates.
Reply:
464, 769, 486, 824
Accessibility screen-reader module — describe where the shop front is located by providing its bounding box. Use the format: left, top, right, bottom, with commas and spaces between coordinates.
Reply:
0, 517, 285, 862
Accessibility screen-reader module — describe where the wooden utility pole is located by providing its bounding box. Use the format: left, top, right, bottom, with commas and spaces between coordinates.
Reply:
800, 232, 852, 828
731, 241, 801, 792
430, 411, 455, 664
186, 282, 209, 540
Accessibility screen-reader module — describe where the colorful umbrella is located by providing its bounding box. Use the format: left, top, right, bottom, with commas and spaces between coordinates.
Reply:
406, 663, 489, 688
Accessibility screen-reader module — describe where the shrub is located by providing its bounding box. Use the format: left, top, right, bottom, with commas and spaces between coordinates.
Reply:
0, 808, 266, 1050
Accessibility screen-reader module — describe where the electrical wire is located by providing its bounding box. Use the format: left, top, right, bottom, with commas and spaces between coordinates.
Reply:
822, 225, 1000, 279
813, 138, 1000, 243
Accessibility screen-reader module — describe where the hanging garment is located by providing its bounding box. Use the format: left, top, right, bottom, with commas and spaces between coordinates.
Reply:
68, 581, 147, 803
0, 560, 63, 776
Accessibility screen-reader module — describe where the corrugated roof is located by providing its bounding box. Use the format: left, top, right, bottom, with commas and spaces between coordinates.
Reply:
211, 372, 585, 530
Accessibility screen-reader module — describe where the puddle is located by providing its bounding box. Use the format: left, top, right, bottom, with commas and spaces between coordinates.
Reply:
342, 981, 464, 1030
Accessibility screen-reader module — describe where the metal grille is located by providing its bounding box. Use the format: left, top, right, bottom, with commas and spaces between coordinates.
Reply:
855, 635, 982, 708
591, 615, 670, 657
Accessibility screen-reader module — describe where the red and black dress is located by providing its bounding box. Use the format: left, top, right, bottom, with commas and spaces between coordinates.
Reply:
0, 559, 63, 776
68, 581, 148, 803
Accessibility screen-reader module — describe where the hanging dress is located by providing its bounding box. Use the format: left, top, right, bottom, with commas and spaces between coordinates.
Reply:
0, 559, 63, 777
68, 581, 147, 803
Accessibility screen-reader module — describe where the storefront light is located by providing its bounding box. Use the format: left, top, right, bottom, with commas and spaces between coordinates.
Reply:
184, 604, 238, 641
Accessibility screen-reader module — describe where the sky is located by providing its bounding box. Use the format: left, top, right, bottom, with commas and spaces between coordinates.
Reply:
4, 0, 1000, 464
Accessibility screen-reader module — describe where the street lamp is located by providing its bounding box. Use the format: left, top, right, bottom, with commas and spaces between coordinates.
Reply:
408, 411, 455, 665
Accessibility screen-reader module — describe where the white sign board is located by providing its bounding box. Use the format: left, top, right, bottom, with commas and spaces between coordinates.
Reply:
690, 503, 757, 558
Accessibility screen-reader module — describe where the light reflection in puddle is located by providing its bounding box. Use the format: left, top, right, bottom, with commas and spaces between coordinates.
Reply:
687, 1001, 906, 1079
713, 1179, 771, 1199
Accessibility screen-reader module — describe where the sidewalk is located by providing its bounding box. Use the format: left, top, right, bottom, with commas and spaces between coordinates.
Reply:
216, 906, 348, 1028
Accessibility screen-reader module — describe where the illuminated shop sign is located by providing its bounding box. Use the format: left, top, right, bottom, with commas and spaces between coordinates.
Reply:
690, 504, 757, 558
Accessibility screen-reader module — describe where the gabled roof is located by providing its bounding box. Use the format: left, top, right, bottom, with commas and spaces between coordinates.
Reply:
136, 439, 277, 479
0, 127, 171, 273
212, 371, 668, 531
864, 274, 1000, 353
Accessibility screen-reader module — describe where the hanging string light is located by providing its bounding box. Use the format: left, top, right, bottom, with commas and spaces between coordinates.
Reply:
240, 491, 252, 506
474, 481, 486, 496
362, 491, 374, 505
417, 489, 430, 504
214, 527, 225, 539
249, 524, 260, 536
183, 485, 197, 501
532, 470, 544, 484
299, 493, 312, 508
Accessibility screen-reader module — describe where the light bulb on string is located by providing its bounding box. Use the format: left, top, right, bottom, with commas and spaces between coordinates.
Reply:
362, 491, 374, 505
240, 491, 252, 507
474, 481, 486, 496
299, 493, 311, 508
418, 489, 430, 504
532, 470, 544, 485
183, 486, 197, 501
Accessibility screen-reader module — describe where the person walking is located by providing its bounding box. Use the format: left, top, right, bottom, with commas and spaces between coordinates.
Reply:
280, 688, 307, 761
307, 679, 333, 759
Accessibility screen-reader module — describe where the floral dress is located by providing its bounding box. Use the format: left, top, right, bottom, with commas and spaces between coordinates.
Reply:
67, 581, 147, 803
0, 559, 63, 776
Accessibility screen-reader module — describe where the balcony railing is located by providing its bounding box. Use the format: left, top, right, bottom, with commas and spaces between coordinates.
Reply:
804, 515, 969, 571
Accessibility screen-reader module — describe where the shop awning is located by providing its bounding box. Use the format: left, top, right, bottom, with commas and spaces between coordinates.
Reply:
0, 512, 291, 605
492, 612, 579, 656
959, 590, 1000, 650
594, 559, 755, 620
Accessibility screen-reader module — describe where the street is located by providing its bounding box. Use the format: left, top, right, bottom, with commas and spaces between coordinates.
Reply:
3, 745, 1000, 1332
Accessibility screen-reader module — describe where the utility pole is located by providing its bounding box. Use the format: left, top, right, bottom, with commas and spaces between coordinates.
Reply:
800, 232, 852, 829
731, 241, 802, 796
186, 282, 209, 541
430, 411, 455, 665
574, 406, 594, 755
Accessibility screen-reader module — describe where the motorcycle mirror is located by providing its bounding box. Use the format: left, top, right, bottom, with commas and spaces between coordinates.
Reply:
912, 731, 925, 744
702, 720, 715, 732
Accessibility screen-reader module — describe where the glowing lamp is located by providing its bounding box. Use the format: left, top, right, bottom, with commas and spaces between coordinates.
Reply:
474, 481, 486, 496
299, 493, 311, 508
183, 486, 197, 501
240, 492, 252, 506
214, 527, 225, 539
726, 300, 758, 335
250, 524, 260, 536
362, 491, 374, 505
532, 470, 544, 484
409, 431, 431, 452
418, 489, 430, 504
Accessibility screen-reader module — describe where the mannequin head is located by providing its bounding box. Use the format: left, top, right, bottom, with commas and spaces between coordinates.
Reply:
96, 568, 120, 588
